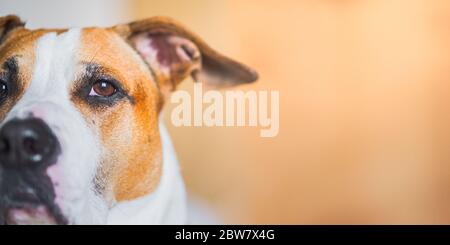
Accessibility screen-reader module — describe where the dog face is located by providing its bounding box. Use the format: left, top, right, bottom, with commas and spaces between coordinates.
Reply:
0, 15, 257, 224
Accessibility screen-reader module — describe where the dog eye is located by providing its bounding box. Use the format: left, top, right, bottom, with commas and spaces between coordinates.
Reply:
0, 80, 8, 99
89, 80, 117, 97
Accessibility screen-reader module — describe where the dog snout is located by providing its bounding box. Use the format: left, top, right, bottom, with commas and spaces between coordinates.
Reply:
0, 118, 60, 168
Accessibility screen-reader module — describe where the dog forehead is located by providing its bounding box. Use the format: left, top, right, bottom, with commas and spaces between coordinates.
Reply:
78, 28, 155, 92
31, 29, 81, 92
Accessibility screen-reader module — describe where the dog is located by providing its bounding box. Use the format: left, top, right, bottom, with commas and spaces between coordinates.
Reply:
0, 15, 257, 225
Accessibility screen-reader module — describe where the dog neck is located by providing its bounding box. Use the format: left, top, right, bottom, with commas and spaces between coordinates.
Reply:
105, 121, 187, 225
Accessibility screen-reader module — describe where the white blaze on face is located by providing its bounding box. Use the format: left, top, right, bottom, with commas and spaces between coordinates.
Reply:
3, 29, 108, 224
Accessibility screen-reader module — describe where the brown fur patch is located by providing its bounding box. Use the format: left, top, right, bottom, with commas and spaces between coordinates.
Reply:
75, 28, 163, 202
0, 28, 52, 121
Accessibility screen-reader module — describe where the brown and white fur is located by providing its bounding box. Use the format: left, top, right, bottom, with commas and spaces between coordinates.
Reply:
0, 15, 257, 225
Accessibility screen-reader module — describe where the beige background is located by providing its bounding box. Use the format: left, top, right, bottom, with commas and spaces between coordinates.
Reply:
133, 0, 450, 224
1, 0, 450, 224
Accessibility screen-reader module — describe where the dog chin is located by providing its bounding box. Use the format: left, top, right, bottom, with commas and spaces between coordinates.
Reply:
5, 206, 59, 225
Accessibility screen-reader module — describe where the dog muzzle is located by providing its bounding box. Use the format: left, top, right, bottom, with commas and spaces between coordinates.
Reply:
0, 118, 66, 225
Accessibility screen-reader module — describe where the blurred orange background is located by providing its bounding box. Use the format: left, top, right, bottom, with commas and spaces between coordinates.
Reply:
142, 0, 450, 224
2, 0, 450, 224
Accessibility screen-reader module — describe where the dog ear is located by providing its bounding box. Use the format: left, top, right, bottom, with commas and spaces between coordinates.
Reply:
0, 15, 25, 44
114, 17, 258, 92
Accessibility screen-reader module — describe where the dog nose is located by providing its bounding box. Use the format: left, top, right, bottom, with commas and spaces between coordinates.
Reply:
0, 118, 59, 167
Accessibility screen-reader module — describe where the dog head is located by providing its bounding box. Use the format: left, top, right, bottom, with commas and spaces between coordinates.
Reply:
0, 15, 257, 224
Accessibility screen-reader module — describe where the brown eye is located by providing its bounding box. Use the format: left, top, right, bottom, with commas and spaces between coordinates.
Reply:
89, 80, 117, 97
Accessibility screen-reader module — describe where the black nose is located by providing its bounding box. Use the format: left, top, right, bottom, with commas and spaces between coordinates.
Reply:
0, 118, 59, 167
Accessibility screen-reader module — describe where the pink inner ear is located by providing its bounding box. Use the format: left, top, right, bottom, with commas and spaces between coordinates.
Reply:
133, 33, 160, 64
148, 34, 182, 67
132, 33, 200, 72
